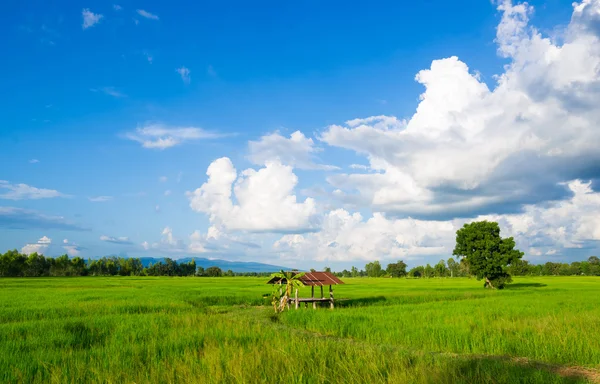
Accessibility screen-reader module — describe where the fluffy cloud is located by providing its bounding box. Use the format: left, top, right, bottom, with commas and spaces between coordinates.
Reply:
156, 227, 184, 250
188, 157, 317, 232
0, 207, 86, 231
274, 179, 600, 263
320, 0, 600, 220
82, 9, 103, 29
480, 180, 600, 257
142, 225, 262, 256
100, 235, 133, 245
274, 210, 454, 263
176, 67, 190, 84
136, 9, 159, 20
22, 236, 52, 255
143, 227, 206, 254
124, 124, 222, 149
62, 239, 83, 256
248, 131, 338, 170
0, 181, 67, 200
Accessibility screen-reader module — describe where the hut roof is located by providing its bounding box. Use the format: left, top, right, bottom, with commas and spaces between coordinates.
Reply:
266, 271, 344, 286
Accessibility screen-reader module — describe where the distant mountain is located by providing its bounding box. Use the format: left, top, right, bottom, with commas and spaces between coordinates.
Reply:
137, 257, 290, 273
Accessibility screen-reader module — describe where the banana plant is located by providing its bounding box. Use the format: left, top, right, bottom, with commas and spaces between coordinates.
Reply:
270, 270, 305, 313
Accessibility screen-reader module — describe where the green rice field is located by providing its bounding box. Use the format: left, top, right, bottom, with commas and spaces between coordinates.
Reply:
1, 277, 599, 383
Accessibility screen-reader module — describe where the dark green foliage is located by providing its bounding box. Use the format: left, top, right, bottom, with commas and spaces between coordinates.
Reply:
205, 266, 223, 277
453, 221, 524, 289
2, 246, 600, 280
408, 265, 424, 278
386, 260, 407, 277
0, 251, 205, 277
424, 264, 435, 278
144, 258, 197, 276
507, 259, 533, 276
434, 260, 448, 277
447, 258, 459, 277
365, 261, 384, 277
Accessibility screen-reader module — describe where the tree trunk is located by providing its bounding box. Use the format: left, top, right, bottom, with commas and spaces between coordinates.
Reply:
295, 288, 299, 310
329, 285, 334, 309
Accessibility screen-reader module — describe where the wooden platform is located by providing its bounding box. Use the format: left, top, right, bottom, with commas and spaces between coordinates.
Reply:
290, 298, 330, 303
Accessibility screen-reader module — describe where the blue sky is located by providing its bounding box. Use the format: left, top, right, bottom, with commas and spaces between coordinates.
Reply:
2, 0, 600, 270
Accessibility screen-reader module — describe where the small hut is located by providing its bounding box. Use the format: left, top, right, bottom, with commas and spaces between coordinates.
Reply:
267, 271, 344, 309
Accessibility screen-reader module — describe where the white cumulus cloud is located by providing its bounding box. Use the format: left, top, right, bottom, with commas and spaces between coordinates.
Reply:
143, 227, 207, 254
248, 131, 338, 170
188, 157, 317, 232
320, 0, 600, 220
22, 236, 52, 255
274, 210, 454, 263
62, 239, 83, 257
274, 178, 600, 263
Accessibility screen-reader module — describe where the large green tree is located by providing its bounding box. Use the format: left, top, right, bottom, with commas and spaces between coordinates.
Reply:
447, 258, 459, 277
365, 261, 384, 277
386, 260, 407, 278
452, 221, 523, 289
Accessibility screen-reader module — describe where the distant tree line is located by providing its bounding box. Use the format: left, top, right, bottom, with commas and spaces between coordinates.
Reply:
332, 261, 410, 278
0, 249, 274, 278
330, 256, 600, 278
3, 249, 599, 279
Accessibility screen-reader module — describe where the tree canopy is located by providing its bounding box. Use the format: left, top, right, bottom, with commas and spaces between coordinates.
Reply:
452, 221, 523, 289
386, 260, 407, 277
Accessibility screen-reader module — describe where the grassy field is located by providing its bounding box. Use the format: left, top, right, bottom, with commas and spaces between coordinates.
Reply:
1, 277, 599, 383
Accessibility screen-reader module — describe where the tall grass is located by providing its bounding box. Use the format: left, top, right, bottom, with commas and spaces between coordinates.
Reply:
0, 276, 597, 383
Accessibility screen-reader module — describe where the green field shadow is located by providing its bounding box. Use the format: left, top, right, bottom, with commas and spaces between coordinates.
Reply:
433, 356, 592, 384
336, 295, 387, 307
505, 283, 548, 289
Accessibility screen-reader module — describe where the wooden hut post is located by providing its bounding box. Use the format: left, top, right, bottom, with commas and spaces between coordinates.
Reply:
312, 286, 316, 309
329, 285, 334, 309
320, 285, 324, 299
295, 288, 299, 310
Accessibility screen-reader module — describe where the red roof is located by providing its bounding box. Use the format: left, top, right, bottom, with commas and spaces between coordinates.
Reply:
267, 271, 344, 286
